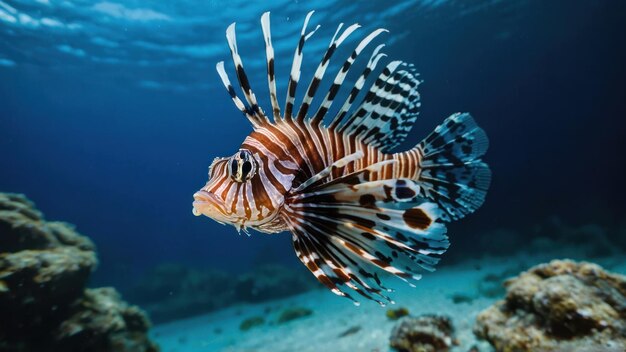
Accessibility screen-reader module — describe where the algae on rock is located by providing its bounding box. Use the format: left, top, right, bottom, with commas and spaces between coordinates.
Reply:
0, 192, 158, 352
474, 259, 626, 352
389, 314, 456, 352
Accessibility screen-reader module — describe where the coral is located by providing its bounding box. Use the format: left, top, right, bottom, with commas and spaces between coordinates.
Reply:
386, 307, 410, 320
239, 316, 265, 331
128, 262, 317, 323
389, 314, 455, 352
276, 306, 313, 323
474, 259, 626, 351
0, 192, 158, 352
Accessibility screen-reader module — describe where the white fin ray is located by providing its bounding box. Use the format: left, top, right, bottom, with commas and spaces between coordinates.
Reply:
225, 23, 269, 127
328, 44, 387, 131
284, 169, 448, 305
295, 22, 345, 120
284, 11, 320, 120
260, 12, 280, 122
312, 29, 388, 126
337, 60, 422, 152
215, 61, 260, 127
295, 22, 362, 123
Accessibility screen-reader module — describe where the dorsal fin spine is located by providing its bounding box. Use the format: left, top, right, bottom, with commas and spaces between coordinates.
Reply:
260, 12, 281, 122
329, 44, 386, 131
215, 61, 262, 128
225, 23, 269, 126
284, 11, 319, 121
311, 28, 388, 127
296, 23, 360, 123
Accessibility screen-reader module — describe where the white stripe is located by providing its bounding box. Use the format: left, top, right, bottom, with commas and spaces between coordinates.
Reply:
261, 12, 281, 121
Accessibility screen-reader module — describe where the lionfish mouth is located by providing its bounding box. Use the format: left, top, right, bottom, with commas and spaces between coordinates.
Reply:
192, 190, 226, 218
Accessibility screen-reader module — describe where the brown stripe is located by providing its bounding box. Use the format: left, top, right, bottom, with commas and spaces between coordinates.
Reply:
244, 144, 288, 195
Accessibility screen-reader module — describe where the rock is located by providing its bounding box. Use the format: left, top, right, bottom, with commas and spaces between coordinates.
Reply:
239, 316, 265, 331
338, 325, 361, 338
0, 193, 93, 253
0, 246, 96, 331
389, 315, 455, 352
276, 306, 313, 323
0, 192, 158, 352
474, 259, 626, 351
386, 307, 410, 320
449, 293, 474, 304
55, 288, 158, 352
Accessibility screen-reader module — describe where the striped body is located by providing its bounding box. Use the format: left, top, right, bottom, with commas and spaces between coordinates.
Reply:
193, 11, 491, 305
248, 125, 422, 184
200, 123, 422, 234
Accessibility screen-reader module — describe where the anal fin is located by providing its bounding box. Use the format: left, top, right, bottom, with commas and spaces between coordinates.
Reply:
284, 168, 448, 305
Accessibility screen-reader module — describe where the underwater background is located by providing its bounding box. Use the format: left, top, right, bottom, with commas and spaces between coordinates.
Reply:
1, 0, 626, 351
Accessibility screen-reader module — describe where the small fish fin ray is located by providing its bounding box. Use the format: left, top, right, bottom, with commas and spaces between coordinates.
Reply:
335, 61, 421, 152
284, 168, 449, 305
417, 112, 491, 221
215, 23, 273, 128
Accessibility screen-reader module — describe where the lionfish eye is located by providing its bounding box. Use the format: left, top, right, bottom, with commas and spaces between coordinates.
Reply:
228, 149, 256, 182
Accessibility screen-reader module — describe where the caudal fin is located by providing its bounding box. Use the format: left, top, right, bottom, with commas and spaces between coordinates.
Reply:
417, 113, 491, 221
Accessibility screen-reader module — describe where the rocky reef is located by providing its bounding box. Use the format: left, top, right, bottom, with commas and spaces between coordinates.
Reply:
128, 262, 317, 323
0, 192, 158, 351
390, 314, 456, 352
474, 259, 626, 351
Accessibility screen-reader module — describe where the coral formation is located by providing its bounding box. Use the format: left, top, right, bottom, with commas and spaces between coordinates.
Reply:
128, 262, 317, 323
0, 192, 158, 352
386, 307, 410, 320
389, 314, 455, 352
474, 259, 626, 351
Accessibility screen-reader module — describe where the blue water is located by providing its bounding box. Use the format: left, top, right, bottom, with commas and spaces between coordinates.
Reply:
1, 0, 625, 294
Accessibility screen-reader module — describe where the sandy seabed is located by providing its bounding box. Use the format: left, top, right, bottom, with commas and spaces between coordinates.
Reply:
152, 250, 626, 352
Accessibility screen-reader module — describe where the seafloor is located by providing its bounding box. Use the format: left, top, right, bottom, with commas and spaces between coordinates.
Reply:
3, 192, 625, 351
152, 250, 626, 352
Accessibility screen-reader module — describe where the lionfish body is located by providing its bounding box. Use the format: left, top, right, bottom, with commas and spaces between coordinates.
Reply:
193, 12, 491, 305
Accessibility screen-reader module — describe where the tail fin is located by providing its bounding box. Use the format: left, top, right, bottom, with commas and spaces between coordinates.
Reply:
417, 113, 491, 221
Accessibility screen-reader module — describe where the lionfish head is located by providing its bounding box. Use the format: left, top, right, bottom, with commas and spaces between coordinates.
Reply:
193, 148, 285, 233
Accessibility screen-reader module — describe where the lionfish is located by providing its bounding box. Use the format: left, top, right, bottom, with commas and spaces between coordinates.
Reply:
193, 11, 491, 305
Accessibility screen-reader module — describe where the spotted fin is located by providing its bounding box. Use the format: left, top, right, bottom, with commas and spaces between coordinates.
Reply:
417, 113, 491, 221
284, 161, 448, 305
